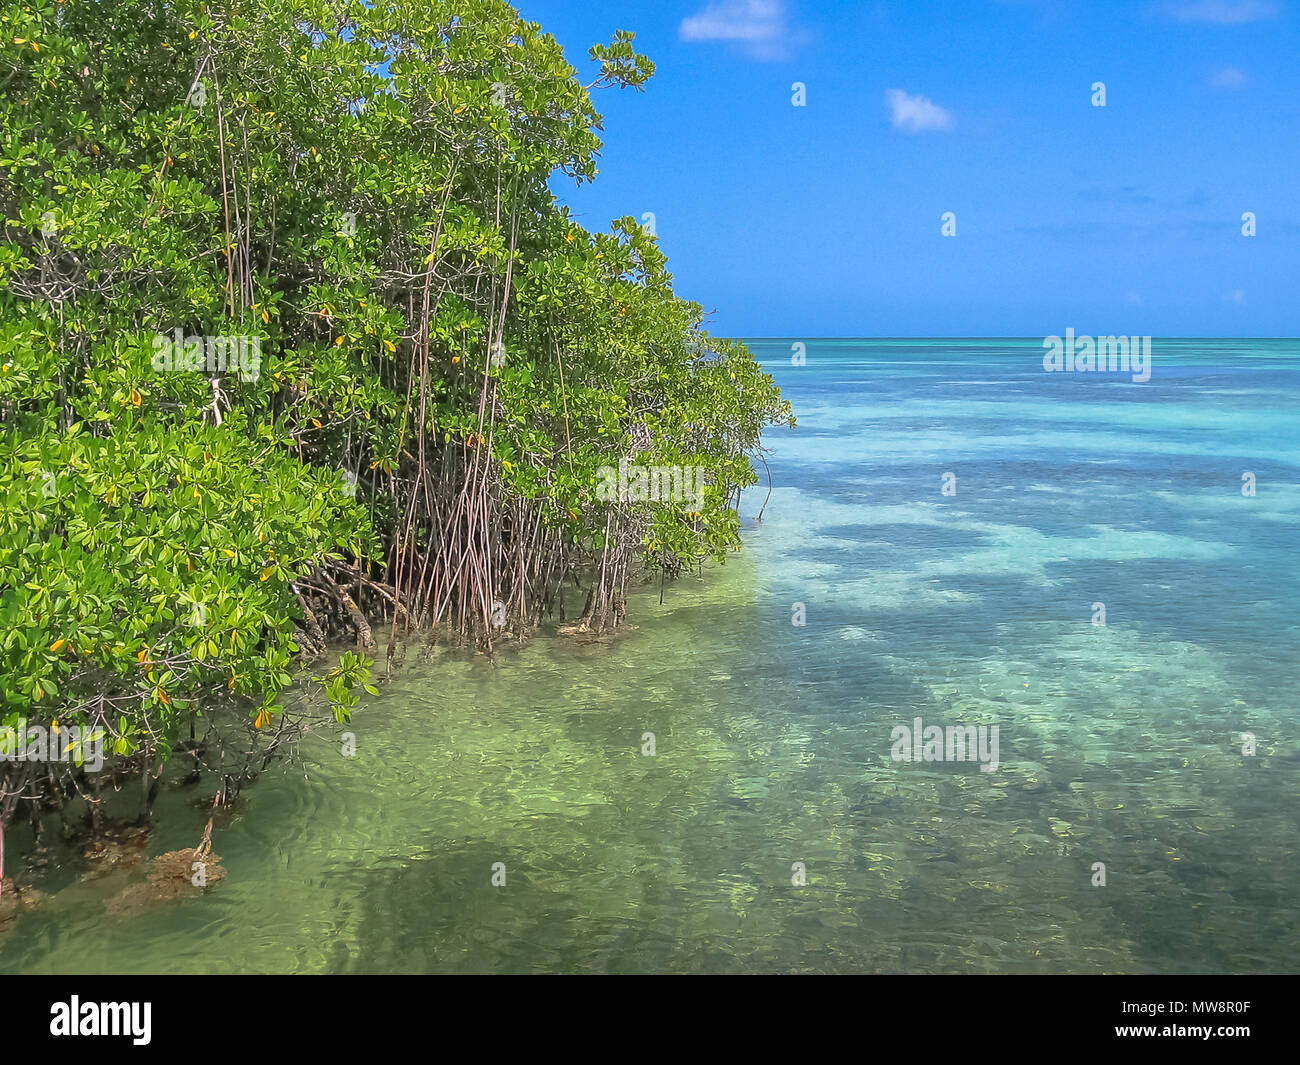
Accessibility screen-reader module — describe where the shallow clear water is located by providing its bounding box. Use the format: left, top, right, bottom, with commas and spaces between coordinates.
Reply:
3, 338, 1298, 973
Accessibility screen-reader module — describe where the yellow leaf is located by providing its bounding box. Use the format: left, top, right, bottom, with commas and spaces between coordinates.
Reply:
130, 389, 141, 406
335, 336, 344, 346
383, 339, 395, 353
261, 309, 269, 324
259, 567, 273, 581
312, 418, 322, 428
50, 639, 67, 653
189, 30, 198, 39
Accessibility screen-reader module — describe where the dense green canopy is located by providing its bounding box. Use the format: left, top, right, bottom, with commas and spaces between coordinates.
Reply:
0, 0, 792, 824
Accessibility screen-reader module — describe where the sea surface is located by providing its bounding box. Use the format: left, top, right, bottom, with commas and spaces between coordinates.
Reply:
3, 338, 1297, 973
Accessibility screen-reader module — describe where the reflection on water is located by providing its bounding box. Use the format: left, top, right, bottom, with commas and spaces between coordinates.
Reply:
2, 339, 1297, 973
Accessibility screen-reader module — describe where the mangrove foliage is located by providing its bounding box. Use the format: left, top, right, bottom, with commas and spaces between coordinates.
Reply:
0, 0, 792, 852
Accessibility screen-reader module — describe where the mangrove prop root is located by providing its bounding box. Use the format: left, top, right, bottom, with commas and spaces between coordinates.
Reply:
297, 593, 328, 654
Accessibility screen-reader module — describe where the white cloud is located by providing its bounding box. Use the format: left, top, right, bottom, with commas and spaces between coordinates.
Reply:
679, 0, 790, 59
1209, 66, 1247, 88
1161, 1, 1279, 24
885, 89, 954, 134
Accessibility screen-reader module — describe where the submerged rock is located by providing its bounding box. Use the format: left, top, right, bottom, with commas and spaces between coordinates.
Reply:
0, 878, 50, 917
0, 878, 50, 939
80, 824, 152, 876
104, 847, 226, 916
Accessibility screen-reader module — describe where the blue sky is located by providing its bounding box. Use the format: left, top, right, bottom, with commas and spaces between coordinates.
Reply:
516, 0, 1298, 337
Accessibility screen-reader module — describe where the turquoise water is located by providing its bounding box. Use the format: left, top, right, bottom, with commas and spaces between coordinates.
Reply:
2, 338, 1297, 973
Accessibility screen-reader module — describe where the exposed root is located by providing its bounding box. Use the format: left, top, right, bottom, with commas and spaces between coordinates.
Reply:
294, 589, 329, 658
